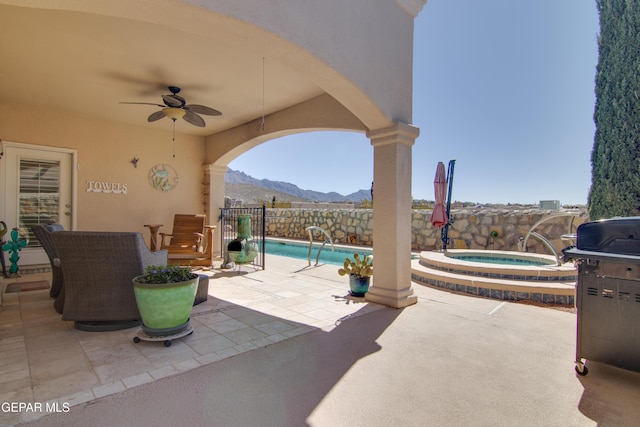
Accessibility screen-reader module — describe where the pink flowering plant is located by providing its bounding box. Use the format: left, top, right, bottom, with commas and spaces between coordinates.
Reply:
135, 265, 197, 284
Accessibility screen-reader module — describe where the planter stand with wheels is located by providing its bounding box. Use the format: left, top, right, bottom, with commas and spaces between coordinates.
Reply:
133, 320, 194, 347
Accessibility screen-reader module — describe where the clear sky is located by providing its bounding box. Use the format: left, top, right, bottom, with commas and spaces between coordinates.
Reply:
229, 0, 600, 205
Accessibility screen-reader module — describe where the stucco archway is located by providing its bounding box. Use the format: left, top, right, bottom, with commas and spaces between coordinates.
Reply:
0, 0, 426, 308
206, 122, 419, 310
194, 0, 422, 308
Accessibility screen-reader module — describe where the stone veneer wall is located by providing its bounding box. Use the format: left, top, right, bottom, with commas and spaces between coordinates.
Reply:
265, 208, 589, 255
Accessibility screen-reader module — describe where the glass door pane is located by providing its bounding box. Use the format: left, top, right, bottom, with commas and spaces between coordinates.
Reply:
19, 159, 61, 248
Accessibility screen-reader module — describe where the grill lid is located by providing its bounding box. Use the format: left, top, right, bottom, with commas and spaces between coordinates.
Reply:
576, 217, 640, 255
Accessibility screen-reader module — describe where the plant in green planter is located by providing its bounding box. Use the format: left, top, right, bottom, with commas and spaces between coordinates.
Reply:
137, 265, 196, 284
132, 265, 199, 335
338, 253, 373, 297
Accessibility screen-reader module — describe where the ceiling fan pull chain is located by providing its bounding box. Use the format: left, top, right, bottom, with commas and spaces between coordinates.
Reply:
172, 119, 176, 158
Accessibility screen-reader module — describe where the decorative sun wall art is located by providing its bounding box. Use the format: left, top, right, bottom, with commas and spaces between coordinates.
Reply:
149, 164, 178, 192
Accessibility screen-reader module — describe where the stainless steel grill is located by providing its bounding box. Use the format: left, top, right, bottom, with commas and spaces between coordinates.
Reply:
563, 216, 640, 376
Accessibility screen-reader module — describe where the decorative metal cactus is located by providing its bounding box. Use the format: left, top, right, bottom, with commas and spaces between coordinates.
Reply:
1, 228, 27, 276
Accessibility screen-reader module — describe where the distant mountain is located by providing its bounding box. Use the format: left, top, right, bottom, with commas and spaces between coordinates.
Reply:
224, 182, 310, 204
225, 169, 371, 203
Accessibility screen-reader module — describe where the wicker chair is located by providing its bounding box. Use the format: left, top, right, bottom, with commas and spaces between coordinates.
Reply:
30, 224, 66, 312
51, 231, 168, 331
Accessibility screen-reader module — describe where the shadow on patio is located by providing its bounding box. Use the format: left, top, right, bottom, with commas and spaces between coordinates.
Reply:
0, 257, 384, 426
12, 300, 400, 427
3, 255, 640, 426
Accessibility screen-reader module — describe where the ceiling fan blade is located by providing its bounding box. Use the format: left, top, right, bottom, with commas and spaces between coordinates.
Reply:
147, 110, 166, 122
185, 104, 222, 116
119, 102, 165, 107
183, 110, 206, 127
162, 94, 185, 107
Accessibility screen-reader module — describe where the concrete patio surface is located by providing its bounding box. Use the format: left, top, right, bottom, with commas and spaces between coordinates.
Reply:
2, 255, 640, 426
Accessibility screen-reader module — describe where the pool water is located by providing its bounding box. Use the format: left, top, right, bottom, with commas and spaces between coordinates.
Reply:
447, 254, 553, 267
264, 239, 371, 266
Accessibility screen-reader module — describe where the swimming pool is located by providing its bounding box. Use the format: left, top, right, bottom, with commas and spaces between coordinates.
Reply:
264, 239, 371, 266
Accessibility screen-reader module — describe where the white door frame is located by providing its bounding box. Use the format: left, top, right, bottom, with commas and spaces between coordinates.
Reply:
1, 140, 77, 266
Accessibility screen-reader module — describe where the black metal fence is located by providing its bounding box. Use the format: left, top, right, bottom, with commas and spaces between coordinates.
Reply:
219, 205, 266, 270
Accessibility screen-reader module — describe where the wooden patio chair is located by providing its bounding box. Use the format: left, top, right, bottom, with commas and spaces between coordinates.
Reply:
158, 214, 216, 266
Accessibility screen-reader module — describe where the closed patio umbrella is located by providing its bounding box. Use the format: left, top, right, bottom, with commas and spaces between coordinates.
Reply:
429, 162, 448, 229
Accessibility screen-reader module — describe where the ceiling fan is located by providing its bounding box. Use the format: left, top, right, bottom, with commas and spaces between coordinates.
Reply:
120, 86, 222, 127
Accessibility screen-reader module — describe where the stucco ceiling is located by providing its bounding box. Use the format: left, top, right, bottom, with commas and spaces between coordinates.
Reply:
0, 4, 324, 136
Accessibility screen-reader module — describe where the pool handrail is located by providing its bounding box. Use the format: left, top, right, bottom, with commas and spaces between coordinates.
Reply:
305, 226, 334, 266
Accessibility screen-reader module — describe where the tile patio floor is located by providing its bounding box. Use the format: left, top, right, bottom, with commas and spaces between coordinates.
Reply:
0, 256, 382, 426
2, 255, 640, 426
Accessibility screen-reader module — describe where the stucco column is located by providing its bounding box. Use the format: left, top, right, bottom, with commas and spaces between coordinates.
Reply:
204, 164, 228, 258
366, 122, 419, 308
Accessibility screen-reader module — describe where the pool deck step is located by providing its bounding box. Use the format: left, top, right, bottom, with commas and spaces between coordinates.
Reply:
411, 259, 576, 306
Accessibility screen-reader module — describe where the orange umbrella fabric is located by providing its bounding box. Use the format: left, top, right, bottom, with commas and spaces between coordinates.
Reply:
429, 162, 448, 229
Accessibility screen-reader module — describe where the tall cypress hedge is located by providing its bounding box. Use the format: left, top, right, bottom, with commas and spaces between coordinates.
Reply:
588, 0, 640, 219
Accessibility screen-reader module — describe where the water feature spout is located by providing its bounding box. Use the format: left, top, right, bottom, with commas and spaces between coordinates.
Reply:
527, 231, 562, 266
305, 226, 334, 266
519, 212, 582, 265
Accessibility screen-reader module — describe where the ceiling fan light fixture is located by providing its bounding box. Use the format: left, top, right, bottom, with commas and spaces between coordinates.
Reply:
121, 86, 220, 128
162, 107, 186, 120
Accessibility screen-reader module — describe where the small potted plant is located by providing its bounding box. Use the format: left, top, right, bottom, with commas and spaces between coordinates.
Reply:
338, 253, 373, 297
132, 265, 199, 336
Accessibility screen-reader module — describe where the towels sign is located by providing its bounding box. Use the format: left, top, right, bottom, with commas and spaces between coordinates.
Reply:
86, 180, 128, 194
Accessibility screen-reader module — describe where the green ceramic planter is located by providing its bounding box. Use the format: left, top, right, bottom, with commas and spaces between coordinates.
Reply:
132, 276, 198, 330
